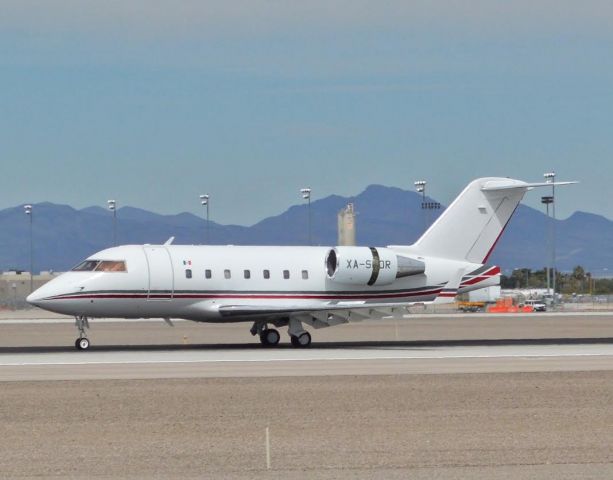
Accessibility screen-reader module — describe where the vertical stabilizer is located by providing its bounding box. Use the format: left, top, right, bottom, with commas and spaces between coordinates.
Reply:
413, 178, 530, 263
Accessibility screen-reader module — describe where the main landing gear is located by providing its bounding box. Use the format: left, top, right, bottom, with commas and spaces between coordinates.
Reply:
74, 316, 90, 350
250, 319, 312, 348
290, 331, 311, 348
288, 318, 311, 348
260, 328, 281, 347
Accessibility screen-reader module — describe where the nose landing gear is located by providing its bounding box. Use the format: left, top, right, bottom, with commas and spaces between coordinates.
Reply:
74, 316, 90, 350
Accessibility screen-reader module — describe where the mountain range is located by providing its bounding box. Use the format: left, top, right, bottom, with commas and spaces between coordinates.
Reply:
1, 185, 611, 274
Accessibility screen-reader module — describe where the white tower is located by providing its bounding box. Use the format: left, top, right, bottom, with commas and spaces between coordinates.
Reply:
337, 203, 356, 246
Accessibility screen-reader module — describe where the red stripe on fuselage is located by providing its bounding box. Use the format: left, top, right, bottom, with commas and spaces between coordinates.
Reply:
47, 288, 444, 302
460, 266, 501, 287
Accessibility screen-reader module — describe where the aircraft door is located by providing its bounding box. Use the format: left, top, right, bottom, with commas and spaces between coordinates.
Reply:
144, 246, 174, 300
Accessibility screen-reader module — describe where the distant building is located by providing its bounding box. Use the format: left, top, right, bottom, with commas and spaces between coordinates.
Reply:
337, 203, 356, 246
0, 271, 60, 309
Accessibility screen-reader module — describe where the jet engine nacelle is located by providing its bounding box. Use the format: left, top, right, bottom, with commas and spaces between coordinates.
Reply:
325, 247, 425, 286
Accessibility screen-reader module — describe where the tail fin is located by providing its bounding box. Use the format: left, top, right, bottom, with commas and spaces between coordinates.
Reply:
413, 177, 576, 263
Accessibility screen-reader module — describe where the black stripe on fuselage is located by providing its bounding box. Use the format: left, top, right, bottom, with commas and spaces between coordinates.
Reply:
44, 285, 444, 301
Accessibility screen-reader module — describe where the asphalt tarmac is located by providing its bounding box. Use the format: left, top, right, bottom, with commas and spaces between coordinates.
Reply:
1, 312, 612, 479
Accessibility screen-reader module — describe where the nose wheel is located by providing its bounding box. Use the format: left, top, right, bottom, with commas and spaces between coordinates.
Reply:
74, 316, 91, 350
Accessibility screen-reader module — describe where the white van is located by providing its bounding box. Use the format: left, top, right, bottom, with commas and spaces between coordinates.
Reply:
524, 300, 547, 312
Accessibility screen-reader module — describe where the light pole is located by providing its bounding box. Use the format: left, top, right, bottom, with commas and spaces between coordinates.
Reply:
300, 188, 312, 245
414, 180, 427, 231
414, 180, 440, 233
544, 172, 556, 302
24, 204, 33, 293
199, 194, 210, 244
541, 195, 554, 297
107, 199, 117, 246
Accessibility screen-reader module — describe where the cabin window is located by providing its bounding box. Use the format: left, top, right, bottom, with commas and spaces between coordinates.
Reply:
224, 269, 231, 279
244, 269, 251, 279
283, 270, 290, 279
205, 269, 212, 279
185, 269, 192, 279
263, 269, 270, 279
302, 270, 309, 280
72, 260, 100, 271
95, 260, 127, 272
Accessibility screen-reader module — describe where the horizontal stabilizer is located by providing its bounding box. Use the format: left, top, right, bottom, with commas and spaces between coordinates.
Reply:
481, 180, 578, 191
433, 268, 466, 304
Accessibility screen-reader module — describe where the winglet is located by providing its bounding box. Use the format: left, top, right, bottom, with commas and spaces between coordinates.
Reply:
433, 268, 466, 304
164, 237, 175, 246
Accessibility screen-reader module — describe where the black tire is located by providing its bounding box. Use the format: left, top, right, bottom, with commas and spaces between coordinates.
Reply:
76, 337, 90, 350
261, 329, 281, 347
264, 329, 280, 346
290, 332, 311, 348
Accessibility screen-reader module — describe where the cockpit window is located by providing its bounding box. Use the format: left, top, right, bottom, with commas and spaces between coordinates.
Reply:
95, 261, 127, 272
72, 260, 100, 271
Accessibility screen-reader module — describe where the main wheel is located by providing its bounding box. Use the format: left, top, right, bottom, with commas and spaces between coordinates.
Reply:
265, 328, 280, 346
76, 337, 90, 350
260, 328, 280, 346
290, 331, 311, 348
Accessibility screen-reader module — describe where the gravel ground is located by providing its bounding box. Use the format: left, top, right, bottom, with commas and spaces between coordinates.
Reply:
1, 371, 612, 479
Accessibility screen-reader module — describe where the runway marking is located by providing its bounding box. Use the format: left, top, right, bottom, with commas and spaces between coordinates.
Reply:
2, 352, 613, 367
0, 311, 611, 324
0, 318, 189, 324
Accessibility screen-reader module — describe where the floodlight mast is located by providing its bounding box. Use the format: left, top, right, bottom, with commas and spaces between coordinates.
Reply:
300, 188, 312, 245
199, 194, 210, 244
414, 180, 441, 232
544, 172, 557, 302
24, 204, 33, 293
107, 200, 117, 247
414, 180, 426, 231
541, 195, 554, 297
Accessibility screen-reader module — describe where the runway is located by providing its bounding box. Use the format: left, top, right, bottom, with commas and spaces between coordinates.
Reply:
1, 312, 612, 381
1, 312, 613, 478
1, 342, 613, 381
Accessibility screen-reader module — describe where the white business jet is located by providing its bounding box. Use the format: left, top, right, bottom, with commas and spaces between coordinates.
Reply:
27, 177, 575, 350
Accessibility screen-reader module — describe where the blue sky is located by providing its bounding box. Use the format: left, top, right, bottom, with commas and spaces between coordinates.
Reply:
1, 1, 612, 224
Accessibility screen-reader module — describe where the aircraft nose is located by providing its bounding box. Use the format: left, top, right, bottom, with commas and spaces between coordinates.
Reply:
26, 278, 76, 314
27, 290, 44, 306
27, 280, 64, 307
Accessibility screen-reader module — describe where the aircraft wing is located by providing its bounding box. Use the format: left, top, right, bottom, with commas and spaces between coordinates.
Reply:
217, 269, 465, 328
219, 301, 428, 328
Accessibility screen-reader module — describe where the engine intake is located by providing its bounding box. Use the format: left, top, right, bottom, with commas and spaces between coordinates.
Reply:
325, 247, 425, 286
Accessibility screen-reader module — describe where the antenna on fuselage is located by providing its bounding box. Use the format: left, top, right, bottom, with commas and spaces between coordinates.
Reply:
164, 237, 175, 245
